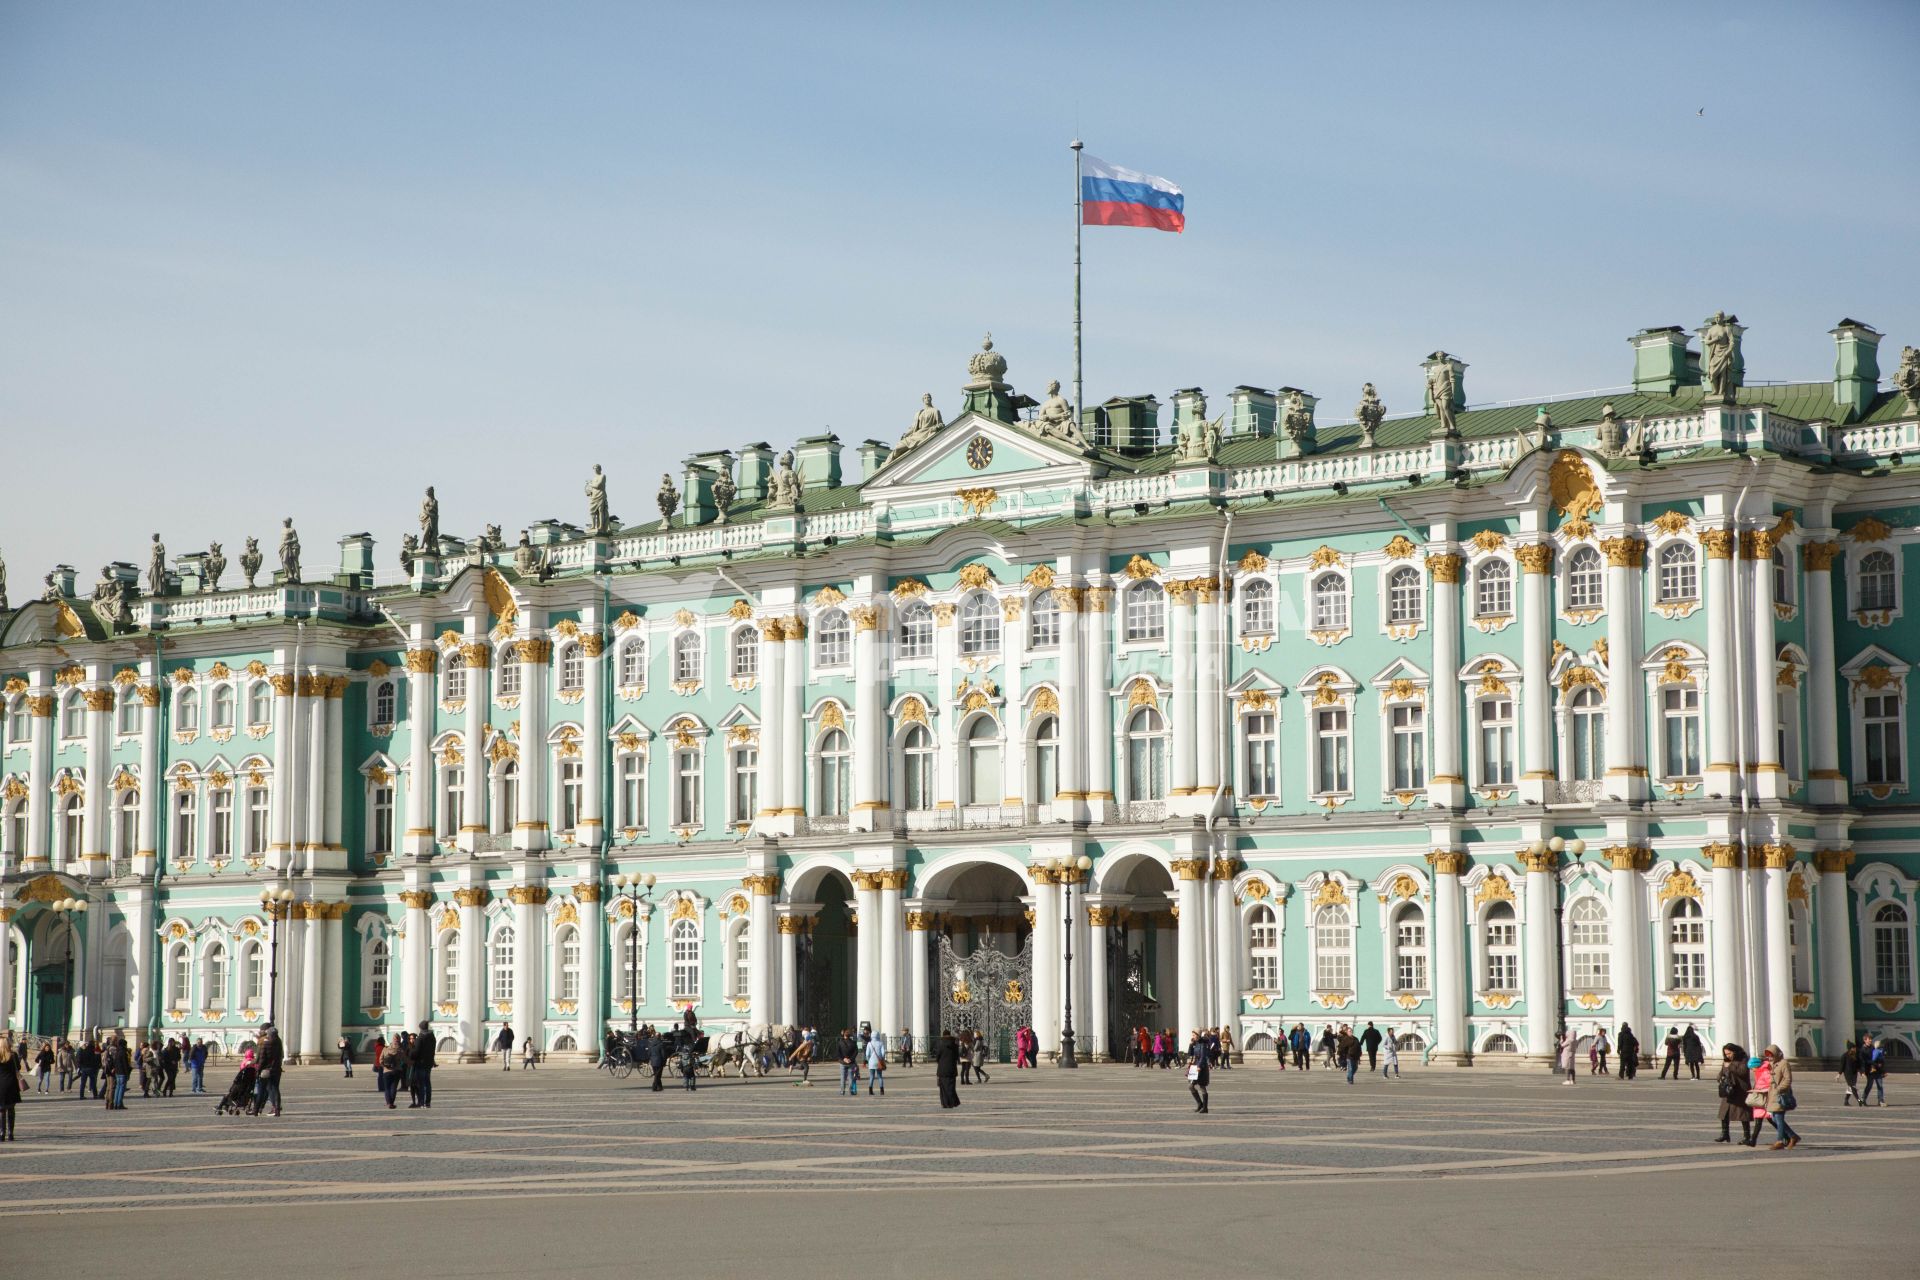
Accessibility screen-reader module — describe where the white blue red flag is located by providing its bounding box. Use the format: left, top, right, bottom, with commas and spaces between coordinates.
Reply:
1080, 155, 1184, 233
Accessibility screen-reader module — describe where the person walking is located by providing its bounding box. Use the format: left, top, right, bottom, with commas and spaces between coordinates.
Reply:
1294, 1024, 1312, 1071
648, 1031, 669, 1093
1760, 1045, 1800, 1150
1616, 1024, 1639, 1081
1858, 1033, 1887, 1106
1361, 1022, 1382, 1071
1558, 1030, 1578, 1084
1337, 1025, 1360, 1085
254, 1025, 284, 1116
1219, 1026, 1235, 1069
1592, 1028, 1611, 1077
106, 1035, 132, 1109
898, 1028, 913, 1069
836, 1029, 859, 1096
935, 1030, 962, 1109
409, 1021, 436, 1108
521, 1035, 538, 1070
960, 1033, 976, 1084
0, 1037, 24, 1141
76, 1040, 101, 1099
1319, 1024, 1338, 1068
1188, 1039, 1211, 1113
971, 1032, 991, 1084
1681, 1025, 1705, 1080
379, 1039, 405, 1108
188, 1040, 208, 1094
33, 1042, 53, 1094
1715, 1044, 1756, 1146
864, 1027, 887, 1096
160, 1038, 180, 1097
1380, 1030, 1400, 1079
493, 1024, 515, 1071
337, 1034, 354, 1078
56, 1041, 75, 1092
1659, 1027, 1683, 1080
1839, 1040, 1862, 1105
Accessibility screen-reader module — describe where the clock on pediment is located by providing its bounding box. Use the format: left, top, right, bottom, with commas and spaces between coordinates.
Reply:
965, 435, 994, 470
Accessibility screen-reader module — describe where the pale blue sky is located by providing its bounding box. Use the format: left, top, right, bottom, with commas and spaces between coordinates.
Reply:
3, 1, 1916, 585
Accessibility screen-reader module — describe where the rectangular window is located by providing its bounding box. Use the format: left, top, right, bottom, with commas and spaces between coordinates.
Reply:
674, 749, 703, 826
1314, 707, 1349, 794
209, 790, 232, 860
1662, 687, 1702, 779
1389, 703, 1426, 791
1478, 697, 1515, 786
559, 760, 583, 836
731, 748, 757, 823
368, 785, 392, 854
619, 753, 646, 830
1244, 712, 1277, 799
1864, 693, 1903, 785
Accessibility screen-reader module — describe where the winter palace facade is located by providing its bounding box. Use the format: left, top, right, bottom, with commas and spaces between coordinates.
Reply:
4, 319, 1920, 1065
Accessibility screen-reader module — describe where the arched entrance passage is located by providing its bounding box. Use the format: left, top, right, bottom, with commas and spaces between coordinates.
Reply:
786, 864, 856, 1035
1097, 852, 1176, 1061
915, 859, 1032, 1062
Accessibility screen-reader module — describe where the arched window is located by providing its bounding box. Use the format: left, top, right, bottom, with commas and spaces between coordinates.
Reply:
1789, 902, 1811, 993
557, 643, 585, 695
729, 742, 757, 824
1484, 902, 1519, 992
1247, 904, 1280, 990
117, 689, 140, 735
1872, 902, 1912, 996
115, 786, 139, 857
816, 728, 850, 816
1124, 706, 1167, 802
1668, 898, 1706, 991
612, 922, 642, 1003
1310, 573, 1348, 631
898, 602, 934, 660
61, 692, 85, 740
1474, 560, 1512, 618
963, 716, 1001, 806
495, 650, 521, 699
1658, 542, 1698, 602
816, 610, 851, 668
1393, 904, 1428, 992
1566, 546, 1604, 610
1858, 550, 1897, 612
199, 942, 227, 1011
177, 687, 200, 733
672, 632, 703, 684
1240, 579, 1275, 635
1313, 905, 1353, 992
371, 679, 397, 724
489, 926, 515, 1004
1568, 686, 1606, 780
728, 630, 755, 682
3, 798, 25, 857
1124, 582, 1165, 643
1569, 897, 1610, 992
438, 932, 461, 1004
958, 593, 1000, 656
443, 661, 467, 704
1477, 693, 1515, 786
58, 792, 83, 861
211, 685, 236, 730
167, 942, 191, 1012
1030, 715, 1058, 805
670, 919, 700, 1000
240, 941, 265, 1011
367, 936, 391, 1008
902, 724, 934, 811
1386, 566, 1423, 626
555, 928, 581, 1002
621, 638, 649, 688
1028, 590, 1060, 648
1482, 1033, 1519, 1055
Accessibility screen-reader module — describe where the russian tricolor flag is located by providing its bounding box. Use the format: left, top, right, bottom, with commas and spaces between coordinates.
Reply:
1081, 154, 1184, 233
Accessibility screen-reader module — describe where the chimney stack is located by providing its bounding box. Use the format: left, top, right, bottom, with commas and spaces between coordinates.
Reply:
1630, 327, 1698, 394
1829, 318, 1883, 424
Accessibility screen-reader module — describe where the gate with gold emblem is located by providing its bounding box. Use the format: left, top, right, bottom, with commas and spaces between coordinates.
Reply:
934, 933, 1031, 1063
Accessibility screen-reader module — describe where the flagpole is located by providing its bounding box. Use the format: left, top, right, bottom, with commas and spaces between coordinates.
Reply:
1071, 138, 1084, 434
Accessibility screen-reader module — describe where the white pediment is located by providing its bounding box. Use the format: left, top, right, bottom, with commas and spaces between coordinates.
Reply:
863, 413, 1099, 500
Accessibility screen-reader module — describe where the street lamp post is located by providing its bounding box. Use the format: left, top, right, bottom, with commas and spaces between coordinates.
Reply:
610, 873, 656, 1033
259, 887, 295, 1026
51, 897, 88, 1038
1056, 854, 1094, 1068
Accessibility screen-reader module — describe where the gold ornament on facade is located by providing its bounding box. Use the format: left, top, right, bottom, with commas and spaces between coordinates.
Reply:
891, 577, 928, 599
1475, 672, 1512, 697
1846, 516, 1891, 542
669, 897, 698, 922
1020, 563, 1058, 591
817, 702, 846, 731
1385, 677, 1422, 702
452, 887, 491, 908
1814, 848, 1854, 875
1311, 878, 1349, 907
1601, 537, 1646, 568
112, 667, 140, 686
1426, 850, 1468, 876
1649, 510, 1693, 536
1388, 874, 1419, 900
955, 488, 998, 517
1474, 875, 1515, 908
399, 890, 433, 910
1660, 648, 1696, 686
1308, 545, 1344, 569
1548, 450, 1602, 521
1559, 665, 1604, 695
811, 585, 846, 607
1126, 679, 1159, 710
82, 689, 114, 711
1699, 529, 1735, 560
1122, 555, 1161, 580
1426, 554, 1463, 584
930, 602, 956, 626
53, 664, 85, 686
1658, 868, 1704, 902
580, 634, 605, 658
403, 648, 438, 674
515, 638, 552, 664
1515, 544, 1555, 575
1237, 548, 1272, 574
171, 667, 196, 686
1310, 672, 1343, 706
612, 610, 643, 632
850, 605, 881, 631
1703, 842, 1741, 869
1801, 541, 1842, 572
1558, 518, 1595, 542
1380, 535, 1417, 561
506, 885, 551, 906
671, 608, 697, 628
1758, 842, 1794, 870
1857, 664, 1897, 691
24, 695, 54, 718
1241, 686, 1273, 711
365, 658, 390, 678
1468, 529, 1507, 553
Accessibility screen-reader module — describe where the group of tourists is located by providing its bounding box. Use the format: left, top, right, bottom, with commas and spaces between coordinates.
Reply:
1839, 1032, 1892, 1106
364, 1023, 438, 1107
1131, 1025, 1237, 1067
1713, 1044, 1801, 1149
17, 1032, 220, 1101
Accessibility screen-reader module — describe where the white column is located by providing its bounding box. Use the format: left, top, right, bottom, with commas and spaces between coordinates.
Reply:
877, 871, 903, 1039
403, 647, 437, 857
1803, 544, 1844, 804
746, 874, 777, 1025
1760, 844, 1794, 1054
401, 888, 431, 1032
1522, 850, 1558, 1059
1057, 588, 1086, 818
1603, 538, 1647, 802
852, 607, 886, 830
778, 913, 801, 1027
579, 620, 606, 850
299, 901, 324, 1061
1427, 555, 1465, 807
1085, 587, 1114, 815
1703, 532, 1738, 795
280, 910, 305, 1055
24, 672, 51, 868
459, 642, 489, 851
271, 670, 299, 866
511, 885, 544, 1054
1211, 859, 1238, 1045
1169, 584, 1197, 801
1518, 546, 1554, 801
135, 672, 160, 872
324, 681, 345, 851
319, 904, 344, 1055
1173, 861, 1204, 1041
0, 906, 14, 1031
303, 678, 328, 864
515, 638, 550, 851
457, 888, 485, 1058
905, 910, 930, 1044
1002, 598, 1027, 815
1609, 848, 1648, 1056
1030, 869, 1060, 1054
124, 886, 155, 1034
1816, 850, 1856, 1052
81, 670, 112, 872
1748, 536, 1782, 799
781, 626, 804, 822
577, 881, 604, 1056
1708, 844, 1745, 1051
754, 618, 784, 824
1195, 578, 1222, 801
1087, 905, 1111, 1060
853, 872, 878, 1030
1430, 851, 1468, 1061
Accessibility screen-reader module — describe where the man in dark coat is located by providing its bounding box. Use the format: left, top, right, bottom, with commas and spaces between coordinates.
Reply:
1680, 1025, 1705, 1079
1660, 1026, 1684, 1080
934, 1031, 962, 1109
1616, 1024, 1639, 1080
408, 1020, 436, 1108
648, 1031, 669, 1092
1361, 1022, 1383, 1071
160, 1039, 181, 1096
254, 1025, 285, 1116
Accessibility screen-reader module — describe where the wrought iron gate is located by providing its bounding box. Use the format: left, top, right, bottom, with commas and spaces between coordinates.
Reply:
1110, 930, 1161, 1060
935, 933, 1031, 1063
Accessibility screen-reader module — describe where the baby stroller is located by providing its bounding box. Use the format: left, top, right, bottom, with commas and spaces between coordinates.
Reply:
216, 1063, 258, 1115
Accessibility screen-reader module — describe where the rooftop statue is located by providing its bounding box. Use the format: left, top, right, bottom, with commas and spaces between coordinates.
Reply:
1177, 393, 1221, 463
92, 566, 131, 630
205, 542, 226, 591
514, 530, 538, 577
1282, 390, 1314, 444
587, 464, 614, 535
420, 486, 440, 549
656, 473, 681, 529
478, 524, 503, 553
279, 519, 301, 585
147, 533, 167, 598
1894, 345, 1920, 413
1034, 379, 1089, 448
712, 467, 737, 525
1427, 356, 1460, 440
41, 571, 60, 603
898, 393, 944, 453
1595, 401, 1627, 457
240, 537, 262, 588
1355, 383, 1385, 448
1702, 310, 1742, 403
399, 534, 418, 575
0, 547, 8, 612
768, 450, 803, 512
